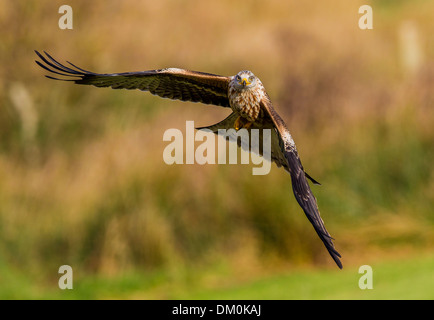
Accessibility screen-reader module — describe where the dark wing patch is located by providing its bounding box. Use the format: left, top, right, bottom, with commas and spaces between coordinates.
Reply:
35, 51, 231, 108
260, 97, 342, 269
285, 147, 342, 269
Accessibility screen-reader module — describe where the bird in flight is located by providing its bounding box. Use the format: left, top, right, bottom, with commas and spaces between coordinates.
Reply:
35, 50, 342, 269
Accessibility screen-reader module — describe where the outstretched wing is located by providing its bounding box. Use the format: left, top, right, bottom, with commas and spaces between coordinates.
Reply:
260, 96, 343, 269
35, 51, 231, 108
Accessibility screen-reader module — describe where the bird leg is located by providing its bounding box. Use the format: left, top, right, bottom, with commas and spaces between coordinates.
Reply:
234, 116, 253, 130
234, 116, 243, 130
243, 121, 253, 130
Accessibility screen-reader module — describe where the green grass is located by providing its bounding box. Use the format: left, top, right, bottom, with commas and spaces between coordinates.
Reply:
178, 254, 434, 300
1, 254, 432, 299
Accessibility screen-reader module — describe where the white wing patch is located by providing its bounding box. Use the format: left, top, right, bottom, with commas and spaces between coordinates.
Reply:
161, 68, 184, 73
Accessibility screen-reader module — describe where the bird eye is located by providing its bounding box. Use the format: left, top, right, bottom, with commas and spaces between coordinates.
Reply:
236, 75, 241, 81
249, 76, 255, 82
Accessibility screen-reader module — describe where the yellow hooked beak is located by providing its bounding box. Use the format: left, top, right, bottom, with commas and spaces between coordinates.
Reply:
239, 78, 251, 86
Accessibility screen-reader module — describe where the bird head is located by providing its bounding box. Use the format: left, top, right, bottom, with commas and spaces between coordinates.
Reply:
232, 70, 257, 90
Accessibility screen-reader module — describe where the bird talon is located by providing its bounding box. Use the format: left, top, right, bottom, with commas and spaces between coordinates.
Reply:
234, 116, 252, 131
234, 116, 242, 131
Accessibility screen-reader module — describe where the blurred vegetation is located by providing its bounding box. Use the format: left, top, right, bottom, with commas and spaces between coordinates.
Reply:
0, 0, 433, 298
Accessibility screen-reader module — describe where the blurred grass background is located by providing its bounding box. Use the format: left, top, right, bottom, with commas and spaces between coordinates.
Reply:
0, 0, 433, 299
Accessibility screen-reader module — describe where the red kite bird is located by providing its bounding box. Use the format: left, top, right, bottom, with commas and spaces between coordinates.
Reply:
35, 50, 342, 269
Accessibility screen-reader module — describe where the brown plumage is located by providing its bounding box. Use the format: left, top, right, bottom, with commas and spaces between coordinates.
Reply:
35, 50, 342, 269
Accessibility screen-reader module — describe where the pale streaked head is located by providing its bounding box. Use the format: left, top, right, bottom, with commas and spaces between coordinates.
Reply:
231, 70, 257, 90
